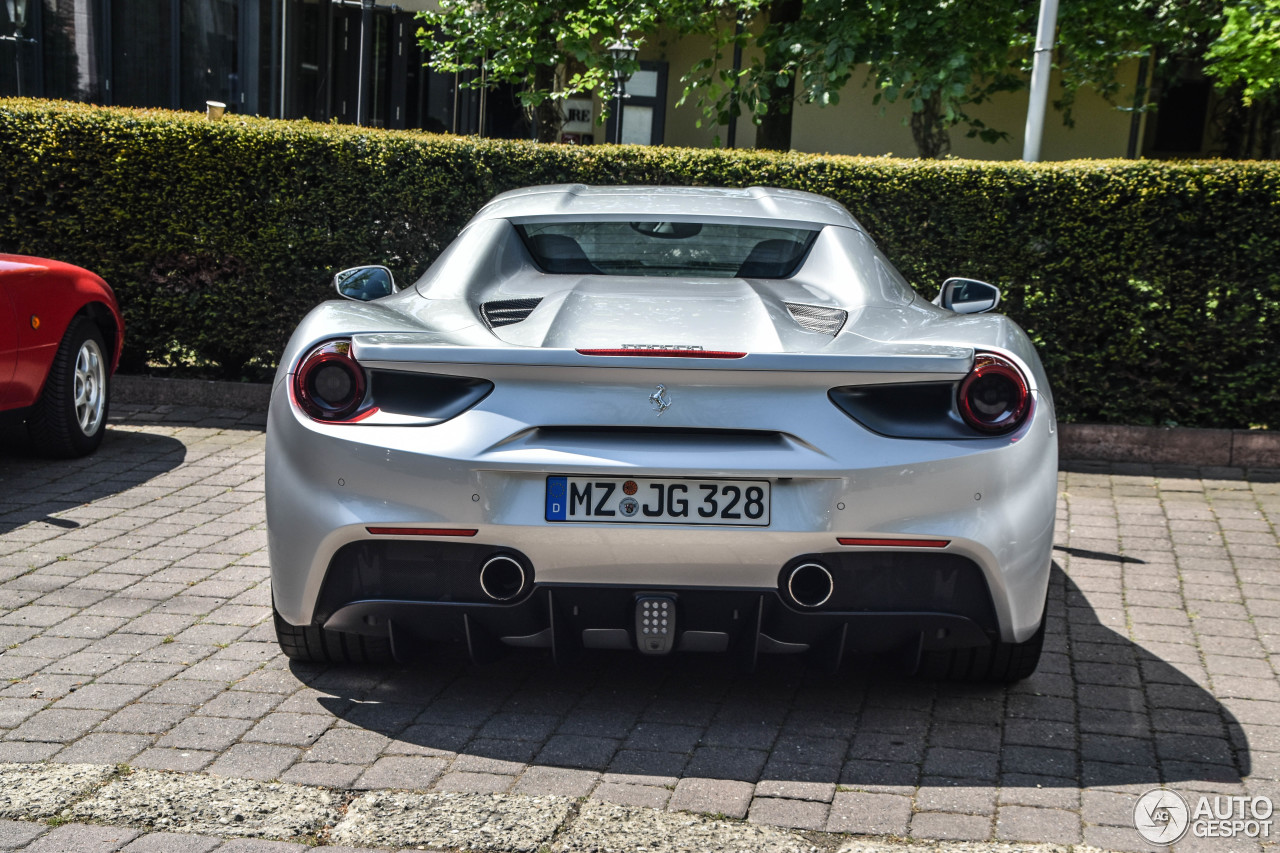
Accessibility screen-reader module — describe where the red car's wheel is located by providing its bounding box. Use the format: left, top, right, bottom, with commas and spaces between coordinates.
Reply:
28, 316, 110, 458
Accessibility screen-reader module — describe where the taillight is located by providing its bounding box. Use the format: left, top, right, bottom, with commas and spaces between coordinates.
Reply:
294, 340, 368, 422
957, 353, 1030, 434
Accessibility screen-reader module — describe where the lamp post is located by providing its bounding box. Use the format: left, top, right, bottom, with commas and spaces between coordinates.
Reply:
1022, 0, 1059, 161
606, 37, 637, 145
2, 0, 31, 97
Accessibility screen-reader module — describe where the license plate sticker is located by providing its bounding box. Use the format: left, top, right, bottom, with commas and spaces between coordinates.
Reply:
546, 476, 770, 526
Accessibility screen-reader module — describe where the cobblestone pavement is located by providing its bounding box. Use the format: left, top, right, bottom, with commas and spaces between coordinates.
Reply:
0, 404, 1276, 853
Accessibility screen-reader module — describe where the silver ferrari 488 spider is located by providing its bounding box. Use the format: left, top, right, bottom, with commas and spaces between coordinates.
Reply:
266, 185, 1057, 681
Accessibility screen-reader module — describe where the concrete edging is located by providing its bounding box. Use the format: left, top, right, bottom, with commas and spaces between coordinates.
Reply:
1057, 422, 1279, 468
110, 374, 1278, 468
113, 374, 273, 412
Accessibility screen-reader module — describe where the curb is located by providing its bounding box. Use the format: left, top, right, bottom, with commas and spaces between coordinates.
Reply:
113, 374, 273, 412
0, 761, 1116, 853
1058, 423, 1279, 468
110, 374, 1279, 468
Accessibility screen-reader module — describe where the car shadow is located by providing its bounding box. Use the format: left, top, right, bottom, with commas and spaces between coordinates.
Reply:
295, 561, 1249, 790
0, 423, 187, 536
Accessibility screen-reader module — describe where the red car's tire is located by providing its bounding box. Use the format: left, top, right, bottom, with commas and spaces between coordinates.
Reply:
273, 606, 393, 665
27, 317, 111, 458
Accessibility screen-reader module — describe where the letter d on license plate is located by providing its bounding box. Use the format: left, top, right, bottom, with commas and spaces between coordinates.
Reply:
546, 476, 770, 526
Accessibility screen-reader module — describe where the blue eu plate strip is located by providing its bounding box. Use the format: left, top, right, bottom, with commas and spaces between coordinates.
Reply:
545, 476, 567, 521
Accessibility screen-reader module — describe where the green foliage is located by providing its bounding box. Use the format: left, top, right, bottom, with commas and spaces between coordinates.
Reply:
416, 0, 657, 140
854, 1, 1031, 156
677, 0, 1037, 155
1052, 0, 1219, 123
1205, 0, 1280, 105
677, 0, 1200, 157
1, 100, 1277, 427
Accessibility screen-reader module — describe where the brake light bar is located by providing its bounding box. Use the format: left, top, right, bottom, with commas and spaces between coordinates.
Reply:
366, 527, 478, 537
576, 348, 747, 358
837, 537, 950, 548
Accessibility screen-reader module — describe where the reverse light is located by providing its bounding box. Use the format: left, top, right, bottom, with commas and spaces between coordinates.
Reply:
294, 340, 369, 422
957, 353, 1030, 434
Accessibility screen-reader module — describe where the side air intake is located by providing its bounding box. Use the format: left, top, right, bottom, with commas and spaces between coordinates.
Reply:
785, 303, 847, 336
481, 298, 543, 329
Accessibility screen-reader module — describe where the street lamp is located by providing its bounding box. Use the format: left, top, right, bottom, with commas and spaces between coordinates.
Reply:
4, 0, 26, 30
606, 37, 637, 145
2, 0, 31, 96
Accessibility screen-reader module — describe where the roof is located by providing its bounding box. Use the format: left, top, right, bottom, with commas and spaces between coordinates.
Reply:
469, 185, 865, 231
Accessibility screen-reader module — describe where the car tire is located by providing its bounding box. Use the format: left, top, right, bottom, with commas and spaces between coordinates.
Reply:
273, 606, 393, 665
27, 317, 111, 458
916, 606, 1046, 683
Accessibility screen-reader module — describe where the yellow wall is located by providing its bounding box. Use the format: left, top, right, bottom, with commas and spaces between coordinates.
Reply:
645, 33, 1146, 160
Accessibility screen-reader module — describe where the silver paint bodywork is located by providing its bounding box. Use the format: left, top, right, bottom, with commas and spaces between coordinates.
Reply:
267, 185, 1057, 645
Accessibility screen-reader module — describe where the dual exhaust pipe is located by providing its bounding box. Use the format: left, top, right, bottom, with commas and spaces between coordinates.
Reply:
480, 554, 834, 609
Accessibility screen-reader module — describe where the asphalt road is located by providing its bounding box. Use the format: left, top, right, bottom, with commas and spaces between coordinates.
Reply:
0, 402, 1275, 853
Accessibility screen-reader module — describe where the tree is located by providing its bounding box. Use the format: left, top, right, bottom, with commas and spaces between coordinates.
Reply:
1050, 0, 1220, 127
421, 0, 1267, 160
417, 0, 657, 142
849, 1, 1032, 157
672, 0, 802, 150
1207, 0, 1280, 103
1052, 0, 1278, 159
1205, 0, 1280, 156
681, 0, 1033, 156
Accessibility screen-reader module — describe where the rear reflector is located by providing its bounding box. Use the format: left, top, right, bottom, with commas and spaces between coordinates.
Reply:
838, 537, 950, 548
366, 527, 478, 537
576, 348, 747, 359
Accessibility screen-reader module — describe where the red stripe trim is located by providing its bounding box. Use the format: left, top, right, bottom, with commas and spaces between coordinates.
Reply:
837, 537, 950, 548
366, 527, 478, 537
576, 348, 747, 359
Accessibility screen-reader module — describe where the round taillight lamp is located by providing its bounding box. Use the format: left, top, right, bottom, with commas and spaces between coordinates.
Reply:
294, 340, 367, 421
958, 354, 1030, 434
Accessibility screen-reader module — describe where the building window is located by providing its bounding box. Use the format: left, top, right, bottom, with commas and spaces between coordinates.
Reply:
605, 60, 666, 145
180, 0, 239, 112
110, 0, 173, 107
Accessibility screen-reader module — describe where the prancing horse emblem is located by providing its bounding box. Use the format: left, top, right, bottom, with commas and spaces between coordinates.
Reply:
649, 384, 672, 416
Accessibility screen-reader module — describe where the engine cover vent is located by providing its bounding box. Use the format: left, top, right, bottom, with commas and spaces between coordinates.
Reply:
481, 298, 543, 329
785, 302, 848, 336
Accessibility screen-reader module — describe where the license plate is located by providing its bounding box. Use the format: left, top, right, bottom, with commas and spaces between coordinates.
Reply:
545, 476, 770, 526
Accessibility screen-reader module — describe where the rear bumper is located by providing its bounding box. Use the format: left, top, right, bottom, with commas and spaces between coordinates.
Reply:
301, 539, 1000, 663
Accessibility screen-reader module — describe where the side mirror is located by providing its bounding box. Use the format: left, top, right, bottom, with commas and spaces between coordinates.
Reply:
334, 265, 397, 302
934, 277, 1000, 314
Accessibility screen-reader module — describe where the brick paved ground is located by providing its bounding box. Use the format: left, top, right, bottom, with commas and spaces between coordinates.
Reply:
0, 403, 1277, 852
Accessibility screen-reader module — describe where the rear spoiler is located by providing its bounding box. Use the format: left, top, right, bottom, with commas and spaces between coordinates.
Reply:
350, 334, 973, 376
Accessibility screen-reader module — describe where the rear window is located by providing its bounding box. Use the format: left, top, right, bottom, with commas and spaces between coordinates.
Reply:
515, 221, 819, 278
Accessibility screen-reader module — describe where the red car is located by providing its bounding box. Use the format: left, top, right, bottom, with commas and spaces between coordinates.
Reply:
0, 255, 124, 457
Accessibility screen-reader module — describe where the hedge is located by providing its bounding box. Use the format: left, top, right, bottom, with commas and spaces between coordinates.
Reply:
1, 98, 1277, 428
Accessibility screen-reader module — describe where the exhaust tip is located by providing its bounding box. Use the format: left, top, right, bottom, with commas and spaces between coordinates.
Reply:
787, 562, 833, 608
480, 554, 527, 601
